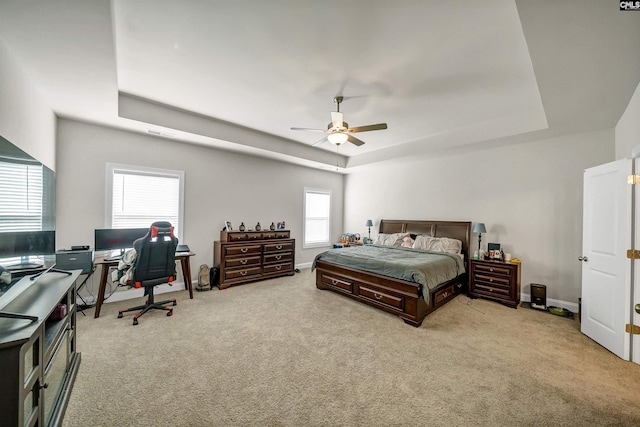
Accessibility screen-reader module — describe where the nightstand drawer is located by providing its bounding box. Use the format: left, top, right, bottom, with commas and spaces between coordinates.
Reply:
474, 273, 511, 287
474, 263, 513, 277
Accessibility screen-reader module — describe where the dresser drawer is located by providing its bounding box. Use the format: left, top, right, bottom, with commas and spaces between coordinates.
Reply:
263, 262, 292, 275
225, 244, 262, 257
224, 266, 261, 281
264, 252, 292, 264
320, 272, 353, 293
264, 242, 293, 253
359, 285, 404, 311
225, 255, 261, 268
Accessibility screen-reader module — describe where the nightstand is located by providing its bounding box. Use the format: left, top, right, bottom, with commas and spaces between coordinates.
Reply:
468, 258, 521, 308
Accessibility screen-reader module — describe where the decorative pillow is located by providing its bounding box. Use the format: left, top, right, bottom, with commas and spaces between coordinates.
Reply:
374, 232, 410, 247
413, 235, 462, 254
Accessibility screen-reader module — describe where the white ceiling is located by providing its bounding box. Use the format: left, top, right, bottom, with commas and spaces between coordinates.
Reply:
0, 0, 638, 172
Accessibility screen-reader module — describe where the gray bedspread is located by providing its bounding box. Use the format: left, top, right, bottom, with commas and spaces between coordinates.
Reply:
312, 245, 465, 292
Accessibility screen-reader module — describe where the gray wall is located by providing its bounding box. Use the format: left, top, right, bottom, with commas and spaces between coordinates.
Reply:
343, 129, 614, 307
0, 38, 56, 169
56, 119, 343, 291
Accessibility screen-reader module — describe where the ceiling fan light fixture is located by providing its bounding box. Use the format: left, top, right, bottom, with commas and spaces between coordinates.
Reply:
328, 132, 348, 145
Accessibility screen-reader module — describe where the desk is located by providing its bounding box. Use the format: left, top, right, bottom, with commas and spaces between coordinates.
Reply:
93, 252, 195, 318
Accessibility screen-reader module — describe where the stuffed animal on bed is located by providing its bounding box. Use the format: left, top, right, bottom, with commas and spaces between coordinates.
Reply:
401, 236, 413, 248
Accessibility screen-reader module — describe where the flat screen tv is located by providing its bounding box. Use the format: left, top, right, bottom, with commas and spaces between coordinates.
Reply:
94, 228, 148, 255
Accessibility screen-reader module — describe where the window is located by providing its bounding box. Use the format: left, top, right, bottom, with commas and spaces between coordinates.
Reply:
106, 163, 184, 240
0, 158, 44, 231
303, 188, 331, 248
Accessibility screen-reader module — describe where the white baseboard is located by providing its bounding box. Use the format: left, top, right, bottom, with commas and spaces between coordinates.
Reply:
296, 262, 312, 270
521, 293, 579, 313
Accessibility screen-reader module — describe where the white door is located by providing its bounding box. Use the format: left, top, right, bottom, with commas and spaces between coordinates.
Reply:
581, 159, 631, 360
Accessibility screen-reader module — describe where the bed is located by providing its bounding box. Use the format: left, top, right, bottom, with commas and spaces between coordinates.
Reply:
314, 219, 471, 327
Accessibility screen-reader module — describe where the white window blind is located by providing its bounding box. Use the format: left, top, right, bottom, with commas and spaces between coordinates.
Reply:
0, 159, 43, 231
107, 164, 184, 239
303, 188, 331, 248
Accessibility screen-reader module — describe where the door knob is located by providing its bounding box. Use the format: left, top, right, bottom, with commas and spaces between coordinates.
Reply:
578, 256, 589, 262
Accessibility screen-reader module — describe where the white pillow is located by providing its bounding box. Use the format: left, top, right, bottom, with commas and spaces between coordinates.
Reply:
413, 235, 462, 254
374, 232, 410, 247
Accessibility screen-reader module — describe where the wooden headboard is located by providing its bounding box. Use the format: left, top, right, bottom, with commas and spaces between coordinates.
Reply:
378, 219, 472, 260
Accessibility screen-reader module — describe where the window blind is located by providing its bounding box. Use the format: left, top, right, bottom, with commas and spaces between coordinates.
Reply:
111, 167, 181, 238
304, 188, 331, 247
0, 160, 43, 231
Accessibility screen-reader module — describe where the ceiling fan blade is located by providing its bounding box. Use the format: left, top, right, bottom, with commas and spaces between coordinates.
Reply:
311, 136, 328, 147
347, 123, 387, 133
347, 134, 365, 146
331, 112, 343, 129
291, 127, 327, 133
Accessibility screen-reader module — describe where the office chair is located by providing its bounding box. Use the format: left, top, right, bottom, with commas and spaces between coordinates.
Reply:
117, 221, 178, 325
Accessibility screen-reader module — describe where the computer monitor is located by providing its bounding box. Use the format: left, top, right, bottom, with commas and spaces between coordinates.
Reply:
94, 228, 148, 254
0, 230, 56, 266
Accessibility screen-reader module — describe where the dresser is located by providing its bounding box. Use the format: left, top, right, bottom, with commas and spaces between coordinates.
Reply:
468, 259, 521, 308
214, 230, 295, 289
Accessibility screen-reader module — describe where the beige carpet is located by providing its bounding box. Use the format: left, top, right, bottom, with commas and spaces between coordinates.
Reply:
63, 268, 640, 426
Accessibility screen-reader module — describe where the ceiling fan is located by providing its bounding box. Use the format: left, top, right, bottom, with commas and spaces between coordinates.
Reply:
291, 96, 387, 147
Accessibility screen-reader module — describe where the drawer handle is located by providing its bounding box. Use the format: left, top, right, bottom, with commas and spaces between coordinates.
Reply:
240, 271, 247, 276
489, 278, 493, 282
374, 293, 383, 300
240, 248, 248, 253
490, 268, 494, 272
275, 255, 282, 260
240, 259, 248, 265
275, 266, 281, 270
276, 245, 283, 250
442, 292, 448, 298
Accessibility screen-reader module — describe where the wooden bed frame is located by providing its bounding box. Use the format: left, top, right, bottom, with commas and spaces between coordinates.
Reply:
315, 219, 471, 327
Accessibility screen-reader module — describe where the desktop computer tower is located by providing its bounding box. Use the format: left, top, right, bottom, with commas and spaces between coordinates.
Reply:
56, 249, 94, 274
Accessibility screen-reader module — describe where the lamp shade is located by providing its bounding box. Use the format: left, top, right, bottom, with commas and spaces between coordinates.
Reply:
328, 132, 348, 145
473, 223, 486, 233
365, 219, 373, 227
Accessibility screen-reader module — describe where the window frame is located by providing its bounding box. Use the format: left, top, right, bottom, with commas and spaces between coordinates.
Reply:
303, 187, 332, 249
105, 163, 185, 241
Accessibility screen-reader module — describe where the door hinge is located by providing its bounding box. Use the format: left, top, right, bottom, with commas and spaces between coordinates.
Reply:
627, 249, 640, 259
628, 174, 640, 184
625, 324, 640, 334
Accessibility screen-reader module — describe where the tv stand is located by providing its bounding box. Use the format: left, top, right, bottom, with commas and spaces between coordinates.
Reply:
0, 270, 81, 426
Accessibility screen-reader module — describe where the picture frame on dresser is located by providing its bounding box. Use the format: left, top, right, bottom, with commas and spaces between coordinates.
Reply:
224, 221, 233, 231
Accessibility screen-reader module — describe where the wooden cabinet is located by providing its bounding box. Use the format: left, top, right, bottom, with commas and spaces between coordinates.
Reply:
0, 270, 81, 427
214, 230, 295, 289
468, 259, 521, 308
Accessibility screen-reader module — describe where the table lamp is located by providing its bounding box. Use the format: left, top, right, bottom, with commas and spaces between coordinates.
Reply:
365, 219, 373, 240
473, 222, 486, 252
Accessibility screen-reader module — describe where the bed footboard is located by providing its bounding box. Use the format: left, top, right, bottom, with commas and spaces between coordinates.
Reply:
315, 259, 464, 327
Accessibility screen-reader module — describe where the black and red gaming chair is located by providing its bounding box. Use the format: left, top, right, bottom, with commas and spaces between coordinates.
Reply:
117, 221, 178, 325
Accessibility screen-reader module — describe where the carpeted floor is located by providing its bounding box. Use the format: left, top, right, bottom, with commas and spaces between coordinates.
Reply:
62, 268, 640, 426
